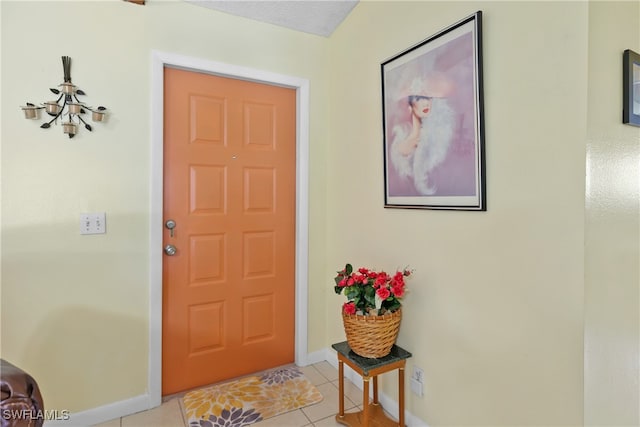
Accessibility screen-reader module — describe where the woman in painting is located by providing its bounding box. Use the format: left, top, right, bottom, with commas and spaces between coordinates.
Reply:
390, 74, 455, 195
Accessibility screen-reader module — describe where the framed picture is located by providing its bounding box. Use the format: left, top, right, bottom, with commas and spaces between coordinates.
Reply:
623, 49, 640, 127
381, 11, 485, 210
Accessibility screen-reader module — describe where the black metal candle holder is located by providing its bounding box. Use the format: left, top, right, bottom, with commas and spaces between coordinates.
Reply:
20, 56, 108, 138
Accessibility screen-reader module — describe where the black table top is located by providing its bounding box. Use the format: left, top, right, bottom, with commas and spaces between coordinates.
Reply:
332, 341, 412, 376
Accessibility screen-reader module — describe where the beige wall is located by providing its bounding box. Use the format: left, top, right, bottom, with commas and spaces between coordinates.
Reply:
327, 1, 634, 425
0, 0, 330, 413
1, 0, 639, 425
327, 1, 584, 424
585, 1, 640, 425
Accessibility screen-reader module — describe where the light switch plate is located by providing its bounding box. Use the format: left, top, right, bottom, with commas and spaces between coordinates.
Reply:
80, 212, 106, 235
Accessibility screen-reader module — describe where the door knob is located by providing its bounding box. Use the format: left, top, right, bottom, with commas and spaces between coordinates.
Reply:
164, 244, 177, 256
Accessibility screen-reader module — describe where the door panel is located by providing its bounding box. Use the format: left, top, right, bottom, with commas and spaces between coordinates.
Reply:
162, 67, 296, 395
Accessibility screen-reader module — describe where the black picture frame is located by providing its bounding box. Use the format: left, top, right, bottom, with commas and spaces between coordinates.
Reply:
623, 49, 640, 127
381, 11, 485, 211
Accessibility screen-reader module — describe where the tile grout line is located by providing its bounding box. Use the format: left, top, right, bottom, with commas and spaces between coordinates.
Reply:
299, 408, 314, 427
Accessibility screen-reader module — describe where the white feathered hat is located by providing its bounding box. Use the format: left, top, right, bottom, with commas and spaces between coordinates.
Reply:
397, 72, 455, 100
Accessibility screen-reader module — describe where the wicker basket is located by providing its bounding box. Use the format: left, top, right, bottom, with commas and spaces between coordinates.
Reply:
342, 309, 402, 358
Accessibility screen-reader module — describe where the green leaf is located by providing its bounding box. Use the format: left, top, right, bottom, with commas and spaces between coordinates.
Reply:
40, 123, 50, 129
76, 89, 86, 96
383, 299, 401, 313
334, 286, 343, 295
364, 286, 375, 298
50, 88, 60, 95
364, 289, 376, 307
345, 264, 353, 275
345, 286, 360, 299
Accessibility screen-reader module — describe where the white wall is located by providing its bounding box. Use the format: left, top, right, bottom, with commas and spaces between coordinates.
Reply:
327, 1, 640, 425
327, 1, 588, 425
585, 1, 640, 425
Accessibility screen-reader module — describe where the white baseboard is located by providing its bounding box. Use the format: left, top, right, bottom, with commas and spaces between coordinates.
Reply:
43, 393, 151, 427
301, 347, 331, 366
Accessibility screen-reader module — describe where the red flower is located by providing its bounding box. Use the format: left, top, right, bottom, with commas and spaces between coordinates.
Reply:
391, 284, 405, 298
354, 274, 366, 284
334, 263, 412, 316
343, 302, 356, 315
376, 286, 391, 300
374, 273, 388, 288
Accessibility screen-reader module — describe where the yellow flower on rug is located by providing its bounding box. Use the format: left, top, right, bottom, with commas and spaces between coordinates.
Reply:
183, 367, 323, 427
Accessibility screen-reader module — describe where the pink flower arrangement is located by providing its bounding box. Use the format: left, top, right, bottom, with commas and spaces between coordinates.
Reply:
334, 263, 411, 316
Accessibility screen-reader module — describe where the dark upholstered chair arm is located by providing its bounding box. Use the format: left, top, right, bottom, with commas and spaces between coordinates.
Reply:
1, 359, 44, 427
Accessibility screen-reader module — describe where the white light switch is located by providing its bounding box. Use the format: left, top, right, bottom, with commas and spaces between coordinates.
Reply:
80, 212, 106, 235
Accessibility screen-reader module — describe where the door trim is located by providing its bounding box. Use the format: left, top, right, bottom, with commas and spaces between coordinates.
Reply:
149, 50, 310, 406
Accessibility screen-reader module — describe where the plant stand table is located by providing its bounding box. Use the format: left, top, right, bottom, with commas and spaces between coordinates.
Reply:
332, 341, 412, 427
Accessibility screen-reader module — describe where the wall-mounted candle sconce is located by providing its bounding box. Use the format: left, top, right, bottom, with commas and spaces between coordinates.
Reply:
20, 56, 108, 138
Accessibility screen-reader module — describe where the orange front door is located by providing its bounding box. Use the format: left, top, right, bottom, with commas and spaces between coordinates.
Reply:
162, 67, 296, 395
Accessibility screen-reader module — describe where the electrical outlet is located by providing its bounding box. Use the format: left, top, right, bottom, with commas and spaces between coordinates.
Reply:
412, 366, 424, 384
410, 377, 423, 397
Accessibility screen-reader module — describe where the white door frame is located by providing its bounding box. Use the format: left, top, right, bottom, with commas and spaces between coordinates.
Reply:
148, 50, 310, 406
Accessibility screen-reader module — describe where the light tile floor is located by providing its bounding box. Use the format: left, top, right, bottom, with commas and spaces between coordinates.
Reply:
93, 361, 365, 427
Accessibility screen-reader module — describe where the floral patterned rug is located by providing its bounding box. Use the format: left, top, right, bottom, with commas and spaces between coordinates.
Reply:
182, 366, 323, 427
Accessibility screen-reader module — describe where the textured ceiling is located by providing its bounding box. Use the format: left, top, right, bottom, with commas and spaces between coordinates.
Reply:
184, 0, 359, 37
